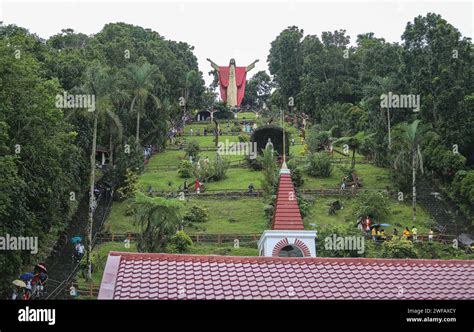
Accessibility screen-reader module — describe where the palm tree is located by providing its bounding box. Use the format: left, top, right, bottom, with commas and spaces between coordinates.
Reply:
393, 120, 424, 223
374, 76, 396, 149
336, 131, 374, 169
83, 64, 122, 280
132, 192, 183, 252
125, 63, 160, 143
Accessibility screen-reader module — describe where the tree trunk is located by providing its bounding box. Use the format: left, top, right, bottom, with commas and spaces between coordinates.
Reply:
412, 149, 417, 223
136, 109, 140, 144
387, 107, 391, 149
87, 112, 98, 280
351, 149, 356, 169
109, 133, 114, 168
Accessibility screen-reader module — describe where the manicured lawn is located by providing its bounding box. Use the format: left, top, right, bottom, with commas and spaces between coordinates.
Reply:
104, 200, 137, 233
188, 243, 259, 256
184, 197, 267, 234
301, 162, 391, 190
139, 169, 182, 191
237, 111, 256, 120
303, 196, 435, 234
147, 150, 184, 168
106, 196, 267, 235
139, 167, 262, 192
205, 168, 263, 191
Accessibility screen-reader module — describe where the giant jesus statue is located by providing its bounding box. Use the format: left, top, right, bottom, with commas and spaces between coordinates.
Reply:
207, 58, 259, 108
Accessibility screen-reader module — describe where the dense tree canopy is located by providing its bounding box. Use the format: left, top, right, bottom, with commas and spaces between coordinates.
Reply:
0, 22, 206, 295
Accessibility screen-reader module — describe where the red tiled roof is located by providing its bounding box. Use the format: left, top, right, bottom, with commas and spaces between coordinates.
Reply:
98, 252, 474, 300
271, 166, 304, 230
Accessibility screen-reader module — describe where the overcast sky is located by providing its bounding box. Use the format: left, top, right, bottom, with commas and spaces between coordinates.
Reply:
1, 0, 472, 86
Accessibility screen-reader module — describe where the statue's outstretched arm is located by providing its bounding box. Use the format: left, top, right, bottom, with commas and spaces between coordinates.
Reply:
206, 58, 219, 70
246, 59, 259, 72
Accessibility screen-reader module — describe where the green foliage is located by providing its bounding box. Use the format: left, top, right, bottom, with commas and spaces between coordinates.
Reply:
288, 160, 304, 188
305, 129, 331, 153
238, 134, 249, 143
198, 154, 230, 182
316, 224, 365, 258
381, 237, 418, 259
305, 152, 333, 177
268, 26, 304, 106
169, 230, 193, 253
183, 205, 209, 224
132, 192, 183, 252
336, 131, 374, 169
259, 147, 278, 196
423, 131, 466, 181
178, 160, 195, 178
210, 154, 230, 181
451, 170, 474, 220
230, 123, 242, 134
352, 190, 390, 221
241, 71, 273, 107
116, 168, 140, 200
297, 196, 310, 218
185, 140, 200, 159
263, 204, 274, 226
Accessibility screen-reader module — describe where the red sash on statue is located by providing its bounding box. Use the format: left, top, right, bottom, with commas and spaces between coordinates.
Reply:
218, 66, 247, 107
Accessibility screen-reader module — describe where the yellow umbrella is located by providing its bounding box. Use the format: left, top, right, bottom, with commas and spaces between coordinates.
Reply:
12, 280, 26, 288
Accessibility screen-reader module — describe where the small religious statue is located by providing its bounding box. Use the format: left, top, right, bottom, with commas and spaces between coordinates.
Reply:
207, 58, 259, 108
265, 138, 274, 152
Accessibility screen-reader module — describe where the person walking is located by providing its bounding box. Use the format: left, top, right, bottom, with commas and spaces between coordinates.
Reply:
194, 178, 201, 194
411, 226, 418, 242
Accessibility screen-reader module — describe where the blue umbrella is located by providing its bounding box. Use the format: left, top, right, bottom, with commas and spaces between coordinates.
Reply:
371, 223, 391, 229
71, 236, 82, 244
19, 272, 34, 281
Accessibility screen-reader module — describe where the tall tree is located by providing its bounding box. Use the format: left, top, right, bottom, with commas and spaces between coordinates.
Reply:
392, 120, 425, 223
83, 63, 116, 279
125, 62, 160, 143
336, 132, 374, 169
401, 13, 474, 163
268, 26, 304, 107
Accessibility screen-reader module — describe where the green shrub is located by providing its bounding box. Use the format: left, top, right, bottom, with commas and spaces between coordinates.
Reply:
352, 190, 390, 222
259, 147, 278, 196
381, 237, 418, 259
185, 140, 200, 159
238, 134, 249, 142
231, 123, 242, 133
210, 154, 230, 181
178, 160, 195, 178
288, 160, 304, 188
116, 168, 140, 200
297, 196, 310, 218
306, 129, 331, 153
183, 205, 209, 224
451, 170, 474, 220
305, 152, 333, 177
198, 154, 230, 182
169, 230, 193, 253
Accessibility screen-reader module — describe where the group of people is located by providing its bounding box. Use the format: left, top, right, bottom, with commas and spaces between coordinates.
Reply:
73, 238, 85, 263
358, 215, 435, 243
181, 178, 205, 195
11, 264, 48, 300
143, 144, 153, 160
